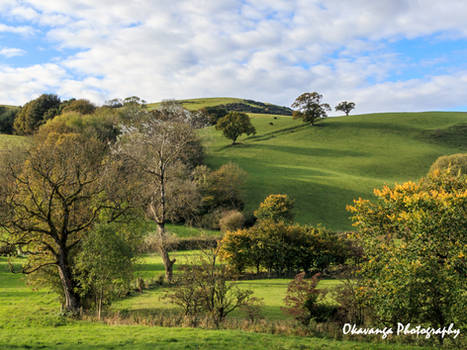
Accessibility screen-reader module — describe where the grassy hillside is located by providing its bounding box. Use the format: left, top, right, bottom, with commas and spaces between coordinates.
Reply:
200, 112, 467, 231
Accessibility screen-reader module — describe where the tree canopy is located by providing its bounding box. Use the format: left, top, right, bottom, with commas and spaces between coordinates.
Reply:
215, 111, 256, 144
291, 92, 331, 126
335, 101, 356, 116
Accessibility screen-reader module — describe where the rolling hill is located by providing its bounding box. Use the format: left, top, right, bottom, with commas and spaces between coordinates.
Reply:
0, 97, 465, 231
200, 111, 467, 231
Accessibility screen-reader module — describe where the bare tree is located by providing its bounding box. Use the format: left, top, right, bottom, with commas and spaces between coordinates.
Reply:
114, 104, 203, 282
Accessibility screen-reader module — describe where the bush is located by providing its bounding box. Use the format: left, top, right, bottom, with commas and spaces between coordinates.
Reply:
254, 194, 295, 223
282, 272, 329, 325
428, 153, 467, 176
219, 210, 245, 232
162, 249, 262, 327
193, 163, 247, 227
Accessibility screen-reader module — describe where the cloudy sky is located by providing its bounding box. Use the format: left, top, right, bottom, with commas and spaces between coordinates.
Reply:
1, 0, 467, 113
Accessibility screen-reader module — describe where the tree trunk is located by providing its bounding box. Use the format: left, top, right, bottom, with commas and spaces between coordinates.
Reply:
57, 258, 81, 315
157, 223, 176, 283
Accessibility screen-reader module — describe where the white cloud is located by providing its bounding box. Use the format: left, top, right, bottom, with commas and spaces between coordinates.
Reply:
0, 47, 26, 57
0, 0, 467, 113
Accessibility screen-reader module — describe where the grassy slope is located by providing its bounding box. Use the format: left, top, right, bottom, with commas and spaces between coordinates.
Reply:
200, 112, 467, 231
0, 257, 428, 350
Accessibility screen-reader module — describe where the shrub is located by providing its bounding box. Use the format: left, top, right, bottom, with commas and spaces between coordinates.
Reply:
162, 249, 262, 327
219, 210, 245, 232
428, 153, 467, 176
282, 272, 328, 325
254, 194, 295, 223
75, 224, 136, 319
193, 163, 247, 226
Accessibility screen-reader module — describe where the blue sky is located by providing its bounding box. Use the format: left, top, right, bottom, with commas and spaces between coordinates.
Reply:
1, 0, 467, 114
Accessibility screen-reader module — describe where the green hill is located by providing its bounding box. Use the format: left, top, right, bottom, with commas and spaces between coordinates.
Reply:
147, 97, 292, 115
200, 111, 467, 231
1, 97, 465, 231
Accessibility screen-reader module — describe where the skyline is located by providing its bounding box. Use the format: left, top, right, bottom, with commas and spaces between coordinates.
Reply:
1, 0, 467, 114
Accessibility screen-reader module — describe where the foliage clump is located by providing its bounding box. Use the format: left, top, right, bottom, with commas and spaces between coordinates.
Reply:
283, 272, 329, 325
254, 194, 294, 223
215, 111, 256, 144
428, 153, 467, 176
220, 220, 352, 275
14, 94, 61, 134
347, 170, 467, 334
291, 92, 331, 126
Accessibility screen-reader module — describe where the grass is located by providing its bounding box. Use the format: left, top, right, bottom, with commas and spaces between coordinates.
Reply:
200, 111, 467, 231
0, 134, 29, 149
0, 256, 429, 350
115, 253, 343, 320
165, 223, 219, 238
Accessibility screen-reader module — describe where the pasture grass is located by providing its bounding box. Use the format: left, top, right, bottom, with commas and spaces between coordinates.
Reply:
0, 257, 430, 349
200, 112, 467, 231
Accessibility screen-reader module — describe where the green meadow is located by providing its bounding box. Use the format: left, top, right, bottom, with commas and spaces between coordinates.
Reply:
0, 257, 430, 350
200, 111, 467, 230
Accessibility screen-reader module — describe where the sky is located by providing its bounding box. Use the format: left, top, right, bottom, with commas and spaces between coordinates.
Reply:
1, 0, 467, 114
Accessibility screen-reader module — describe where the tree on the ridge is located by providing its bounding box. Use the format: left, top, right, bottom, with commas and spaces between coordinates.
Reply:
215, 111, 256, 145
291, 92, 331, 126
335, 101, 355, 116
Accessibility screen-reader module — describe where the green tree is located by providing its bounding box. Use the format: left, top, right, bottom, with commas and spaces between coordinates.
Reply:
215, 111, 256, 144
75, 224, 135, 320
291, 92, 331, 126
335, 101, 356, 116
14, 94, 61, 134
254, 194, 294, 223
347, 170, 467, 337
0, 106, 17, 134
0, 132, 130, 314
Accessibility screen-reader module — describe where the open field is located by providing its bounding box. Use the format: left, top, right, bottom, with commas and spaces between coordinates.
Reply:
0, 257, 430, 350
200, 111, 467, 230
